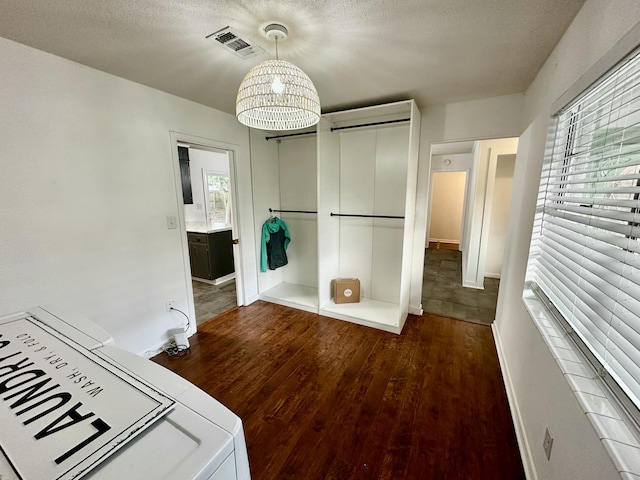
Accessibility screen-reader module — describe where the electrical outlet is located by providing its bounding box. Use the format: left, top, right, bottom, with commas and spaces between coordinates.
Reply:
166, 300, 175, 312
543, 427, 553, 460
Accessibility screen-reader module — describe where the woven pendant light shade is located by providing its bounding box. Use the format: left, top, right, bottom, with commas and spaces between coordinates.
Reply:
236, 59, 321, 131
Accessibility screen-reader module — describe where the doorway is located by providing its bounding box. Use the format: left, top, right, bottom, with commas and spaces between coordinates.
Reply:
422, 138, 517, 325
173, 138, 243, 327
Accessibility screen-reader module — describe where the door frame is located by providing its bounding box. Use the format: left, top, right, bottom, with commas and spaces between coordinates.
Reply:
169, 131, 245, 333
462, 140, 519, 289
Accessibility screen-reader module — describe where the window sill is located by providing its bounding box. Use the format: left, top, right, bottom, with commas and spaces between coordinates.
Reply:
522, 287, 640, 479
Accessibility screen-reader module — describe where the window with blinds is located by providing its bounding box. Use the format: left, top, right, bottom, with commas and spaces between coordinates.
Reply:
526, 48, 640, 416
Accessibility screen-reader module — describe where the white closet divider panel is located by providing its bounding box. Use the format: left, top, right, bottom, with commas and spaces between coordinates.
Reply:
317, 118, 341, 310
404, 100, 422, 320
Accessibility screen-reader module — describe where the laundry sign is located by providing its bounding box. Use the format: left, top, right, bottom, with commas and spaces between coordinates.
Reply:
0, 314, 175, 480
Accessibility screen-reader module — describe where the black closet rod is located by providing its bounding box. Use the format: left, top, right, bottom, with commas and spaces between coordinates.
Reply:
270, 208, 317, 214
330, 118, 410, 132
264, 118, 410, 139
265, 131, 317, 141
330, 212, 404, 219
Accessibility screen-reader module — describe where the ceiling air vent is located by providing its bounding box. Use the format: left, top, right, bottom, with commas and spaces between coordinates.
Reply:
206, 27, 265, 59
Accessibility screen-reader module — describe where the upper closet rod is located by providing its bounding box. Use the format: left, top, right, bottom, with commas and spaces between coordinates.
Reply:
270, 208, 317, 214
265, 117, 410, 140
330, 212, 404, 219
265, 131, 316, 141
330, 118, 410, 132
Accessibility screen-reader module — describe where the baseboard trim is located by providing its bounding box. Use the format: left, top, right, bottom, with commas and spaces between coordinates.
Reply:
462, 280, 484, 290
427, 241, 460, 250
492, 323, 538, 480
428, 238, 460, 244
214, 273, 236, 285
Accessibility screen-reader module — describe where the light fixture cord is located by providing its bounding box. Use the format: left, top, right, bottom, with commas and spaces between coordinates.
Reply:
275, 35, 279, 60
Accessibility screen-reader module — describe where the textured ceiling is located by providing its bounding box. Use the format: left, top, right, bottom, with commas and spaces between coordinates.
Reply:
0, 0, 586, 115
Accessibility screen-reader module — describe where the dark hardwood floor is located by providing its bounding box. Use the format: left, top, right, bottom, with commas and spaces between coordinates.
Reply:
153, 301, 525, 480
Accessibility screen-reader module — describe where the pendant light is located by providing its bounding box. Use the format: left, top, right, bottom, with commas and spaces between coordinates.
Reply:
236, 24, 321, 131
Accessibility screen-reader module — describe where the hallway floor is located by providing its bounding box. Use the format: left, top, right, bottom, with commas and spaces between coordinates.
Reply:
192, 279, 237, 325
422, 247, 499, 325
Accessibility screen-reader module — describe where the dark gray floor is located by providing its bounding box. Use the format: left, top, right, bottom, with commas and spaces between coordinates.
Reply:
422, 248, 499, 325
192, 279, 237, 325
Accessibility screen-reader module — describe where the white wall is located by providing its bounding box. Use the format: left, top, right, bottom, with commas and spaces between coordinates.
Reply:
184, 148, 229, 224
428, 171, 466, 244
484, 154, 515, 278
430, 152, 473, 172
494, 3, 640, 479
0, 36, 258, 356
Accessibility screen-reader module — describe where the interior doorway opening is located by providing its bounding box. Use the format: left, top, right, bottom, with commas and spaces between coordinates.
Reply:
422, 137, 517, 325
175, 140, 241, 326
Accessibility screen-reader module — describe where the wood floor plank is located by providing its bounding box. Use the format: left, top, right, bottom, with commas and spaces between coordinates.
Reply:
153, 300, 525, 480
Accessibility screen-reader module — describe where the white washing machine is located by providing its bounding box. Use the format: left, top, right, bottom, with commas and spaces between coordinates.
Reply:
0, 306, 251, 480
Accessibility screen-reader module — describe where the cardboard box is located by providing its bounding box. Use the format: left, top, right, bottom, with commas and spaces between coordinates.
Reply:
333, 278, 360, 304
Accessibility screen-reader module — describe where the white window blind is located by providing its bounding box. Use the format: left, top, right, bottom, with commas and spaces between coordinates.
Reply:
527, 48, 640, 414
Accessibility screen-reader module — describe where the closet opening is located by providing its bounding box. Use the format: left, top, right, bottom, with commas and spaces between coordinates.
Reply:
254, 130, 319, 313
251, 100, 421, 334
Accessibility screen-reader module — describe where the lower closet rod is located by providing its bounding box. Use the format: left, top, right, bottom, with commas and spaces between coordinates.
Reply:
269, 208, 317, 214
330, 212, 404, 219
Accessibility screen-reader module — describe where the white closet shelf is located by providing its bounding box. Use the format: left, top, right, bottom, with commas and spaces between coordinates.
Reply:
259, 282, 318, 313
320, 298, 402, 334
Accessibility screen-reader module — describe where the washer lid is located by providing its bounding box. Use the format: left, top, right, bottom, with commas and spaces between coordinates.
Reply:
31, 305, 114, 350
0, 311, 174, 480
85, 402, 235, 480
